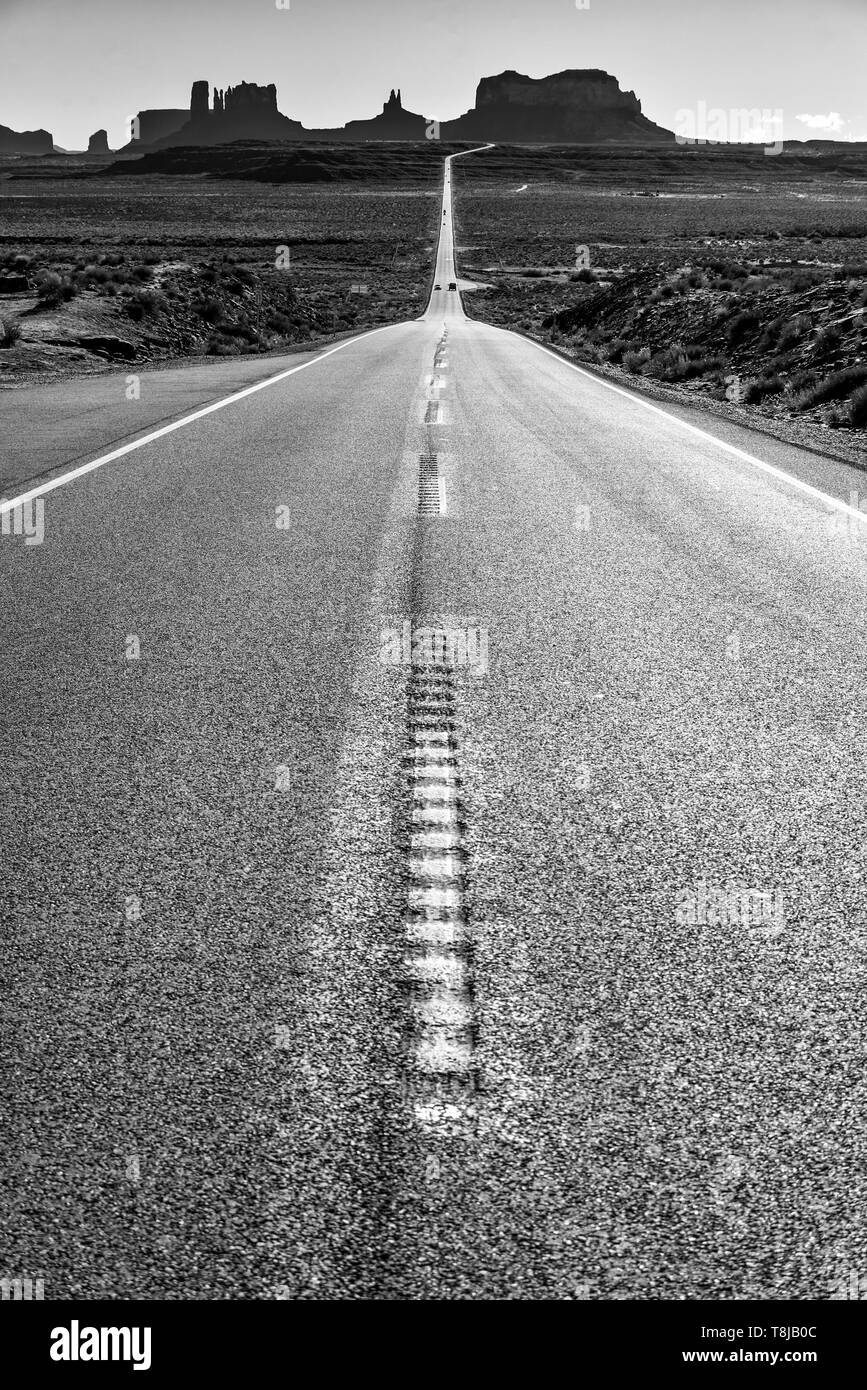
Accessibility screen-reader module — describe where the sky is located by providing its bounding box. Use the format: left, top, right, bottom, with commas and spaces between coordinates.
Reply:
1, 0, 865, 149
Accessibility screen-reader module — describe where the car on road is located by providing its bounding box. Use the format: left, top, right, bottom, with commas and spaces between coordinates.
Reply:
434, 283, 441, 289
448, 281, 457, 291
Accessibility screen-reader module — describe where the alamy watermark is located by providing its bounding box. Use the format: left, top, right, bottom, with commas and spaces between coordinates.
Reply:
675, 103, 784, 156
1, 1275, 44, 1300
675, 879, 785, 937
379, 619, 489, 676
1, 498, 44, 546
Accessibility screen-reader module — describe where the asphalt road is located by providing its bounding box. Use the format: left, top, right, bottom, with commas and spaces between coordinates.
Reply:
2, 148, 866, 1301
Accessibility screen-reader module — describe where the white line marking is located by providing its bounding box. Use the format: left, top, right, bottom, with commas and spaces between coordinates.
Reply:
414, 992, 474, 1028
489, 329, 867, 526
416, 1035, 473, 1073
411, 806, 460, 826
413, 764, 457, 780
409, 854, 463, 878
405, 920, 467, 946
0, 322, 404, 517
413, 784, 458, 804
408, 885, 462, 911
406, 954, 467, 987
412, 830, 462, 851
415, 1101, 468, 1126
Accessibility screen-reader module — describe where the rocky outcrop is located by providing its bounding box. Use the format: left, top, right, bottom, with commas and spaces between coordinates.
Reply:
87, 129, 110, 154
0, 123, 53, 154
335, 88, 428, 141
190, 81, 210, 120
0, 273, 32, 292
442, 69, 674, 143
120, 68, 672, 150
140, 79, 304, 147
224, 81, 278, 113
133, 109, 189, 145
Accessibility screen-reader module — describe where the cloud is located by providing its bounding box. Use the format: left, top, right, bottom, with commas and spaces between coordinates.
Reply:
795, 112, 847, 132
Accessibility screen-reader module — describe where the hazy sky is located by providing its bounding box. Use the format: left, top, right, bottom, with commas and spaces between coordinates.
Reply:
2, 0, 865, 148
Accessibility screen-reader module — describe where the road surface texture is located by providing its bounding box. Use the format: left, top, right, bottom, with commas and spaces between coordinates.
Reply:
2, 148, 866, 1301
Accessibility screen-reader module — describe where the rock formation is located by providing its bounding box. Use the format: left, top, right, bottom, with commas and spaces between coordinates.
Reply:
336, 87, 428, 141
0, 123, 53, 154
87, 129, 110, 154
119, 68, 673, 151
190, 80, 210, 120
137, 79, 304, 148
442, 69, 674, 143
133, 109, 189, 145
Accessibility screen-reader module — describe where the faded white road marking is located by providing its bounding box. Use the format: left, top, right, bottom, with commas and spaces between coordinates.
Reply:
402, 655, 477, 1130
486, 328, 867, 528
0, 322, 407, 518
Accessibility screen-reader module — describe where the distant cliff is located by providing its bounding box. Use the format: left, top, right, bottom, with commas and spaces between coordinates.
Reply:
0, 122, 53, 154
128, 80, 305, 149
443, 70, 674, 143
336, 89, 428, 141
134, 109, 189, 146
121, 69, 673, 151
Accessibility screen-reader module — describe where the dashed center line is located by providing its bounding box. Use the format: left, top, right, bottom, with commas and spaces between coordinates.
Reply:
401, 653, 478, 1132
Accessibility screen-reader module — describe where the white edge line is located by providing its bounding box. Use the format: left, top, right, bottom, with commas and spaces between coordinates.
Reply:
0, 322, 404, 517
484, 325, 867, 526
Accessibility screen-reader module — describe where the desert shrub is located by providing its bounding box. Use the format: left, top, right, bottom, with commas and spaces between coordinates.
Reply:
131, 264, 154, 282
850, 385, 867, 427
200, 267, 219, 285
218, 317, 259, 343
646, 343, 724, 381
726, 308, 760, 347
776, 315, 811, 352
36, 271, 75, 306
197, 297, 225, 325
813, 324, 842, 355
207, 333, 240, 356
757, 314, 786, 353
99, 252, 124, 267
267, 311, 294, 334
623, 346, 650, 373
570, 268, 595, 284
79, 264, 109, 286
787, 269, 824, 291
127, 288, 166, 318
794, 366, 867, 411
605, 338, 631, 364
0, 319, 21, 347
744, 375, 785, 404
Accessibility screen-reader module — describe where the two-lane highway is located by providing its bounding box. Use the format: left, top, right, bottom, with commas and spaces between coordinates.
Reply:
1, 147, 866, 1299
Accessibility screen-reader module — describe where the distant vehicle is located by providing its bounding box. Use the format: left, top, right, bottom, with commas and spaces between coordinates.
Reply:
434, 283, 441, 290
448, 281, 457, 291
